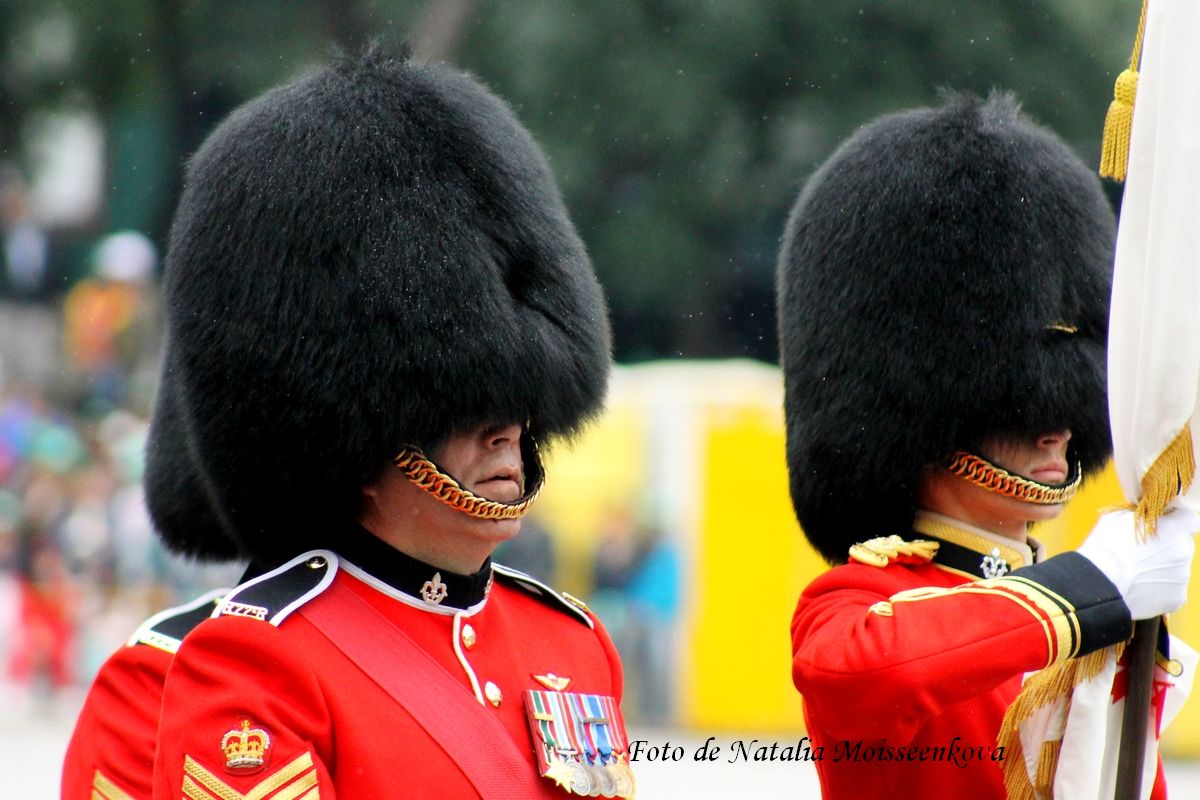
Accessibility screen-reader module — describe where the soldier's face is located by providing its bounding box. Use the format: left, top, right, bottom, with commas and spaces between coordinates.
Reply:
980, 430, 1072, 486
429, 422, 526, 502
918, 430, 1071, 539
357, 422, 525, 573
975, 429, 1072, 525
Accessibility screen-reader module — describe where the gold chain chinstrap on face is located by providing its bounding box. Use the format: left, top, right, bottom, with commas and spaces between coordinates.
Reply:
946, 451, 1081, 505
394, 447, 542, 520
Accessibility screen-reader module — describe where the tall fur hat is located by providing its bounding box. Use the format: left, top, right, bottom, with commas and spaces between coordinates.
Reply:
777, 92, 1115, 564
146, 46, 611, 563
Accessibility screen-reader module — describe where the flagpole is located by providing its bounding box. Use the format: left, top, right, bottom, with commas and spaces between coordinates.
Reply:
1114, 617, 1159, 800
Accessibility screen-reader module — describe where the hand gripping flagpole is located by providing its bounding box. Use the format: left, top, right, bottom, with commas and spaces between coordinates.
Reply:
1104, 1, 1200, 798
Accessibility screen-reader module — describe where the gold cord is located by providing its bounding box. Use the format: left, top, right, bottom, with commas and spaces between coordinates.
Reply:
945, 451, 1081, 505
394, 446, 542, 520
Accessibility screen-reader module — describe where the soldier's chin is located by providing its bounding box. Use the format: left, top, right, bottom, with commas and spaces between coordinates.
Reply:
474, 515, 522, 544
1013, 498, 1064, 524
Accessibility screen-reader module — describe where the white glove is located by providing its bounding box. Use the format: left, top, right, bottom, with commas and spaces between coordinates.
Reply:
1076, 508, 1199, 620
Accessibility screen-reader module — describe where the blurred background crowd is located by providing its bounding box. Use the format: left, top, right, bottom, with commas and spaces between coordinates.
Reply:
0, 0, 1149, 751
0, 218, 244, 718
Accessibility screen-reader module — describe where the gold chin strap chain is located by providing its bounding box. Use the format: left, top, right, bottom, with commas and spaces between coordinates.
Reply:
393, 447, 542, 520
945, 451, 1082, 505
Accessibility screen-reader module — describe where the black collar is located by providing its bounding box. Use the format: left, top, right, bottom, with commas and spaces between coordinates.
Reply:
331, 524, 493, 611
912, 513, 1040, 580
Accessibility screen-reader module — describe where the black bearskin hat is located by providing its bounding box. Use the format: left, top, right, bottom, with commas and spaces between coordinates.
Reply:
146, 46, 611, 563
777, 92, 1114, 564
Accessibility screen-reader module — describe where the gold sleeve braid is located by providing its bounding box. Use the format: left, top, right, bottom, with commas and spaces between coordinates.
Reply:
883, 577, 1079, 667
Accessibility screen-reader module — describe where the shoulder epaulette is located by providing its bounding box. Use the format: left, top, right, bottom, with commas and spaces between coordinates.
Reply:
848, 536, 940, 568
129, 587, 229, 654
492, 563, 594, 629
214, 550, 338, 626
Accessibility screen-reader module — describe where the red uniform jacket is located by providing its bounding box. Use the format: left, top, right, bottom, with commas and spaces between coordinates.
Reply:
792, 513, 1135, 799
63, 589, 227, 800
151, 529, 629, 800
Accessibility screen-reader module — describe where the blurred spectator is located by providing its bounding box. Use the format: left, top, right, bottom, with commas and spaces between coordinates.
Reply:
0, 165, 59, 389
494, 513, 558, 583
0, 166, 50, 300
62, 231, 161, 411
7, 528, 79, 706
590, 508, 680, 724
624, 525, 680, 725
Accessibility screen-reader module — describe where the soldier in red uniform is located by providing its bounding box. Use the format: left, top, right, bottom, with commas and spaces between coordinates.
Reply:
63, 589, 228, 799
76, 43, 633, 800
777, 92, 1198, 799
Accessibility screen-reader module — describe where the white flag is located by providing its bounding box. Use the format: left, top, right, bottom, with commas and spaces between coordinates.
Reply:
1108, 0, 1200, 506
1026, 1, 1200, 798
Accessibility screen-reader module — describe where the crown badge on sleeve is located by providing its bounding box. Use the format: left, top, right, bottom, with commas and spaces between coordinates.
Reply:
222, 719, 272, 772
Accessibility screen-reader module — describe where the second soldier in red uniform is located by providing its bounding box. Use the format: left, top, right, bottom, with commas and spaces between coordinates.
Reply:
777, 92, 1197, 799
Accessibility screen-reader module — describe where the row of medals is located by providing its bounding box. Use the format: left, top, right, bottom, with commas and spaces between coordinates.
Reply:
560, 754, 636, 798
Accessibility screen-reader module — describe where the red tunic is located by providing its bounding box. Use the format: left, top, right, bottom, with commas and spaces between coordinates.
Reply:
62, 589, 226, 800
151, 540, 627, 800
792, 514, 1134, 799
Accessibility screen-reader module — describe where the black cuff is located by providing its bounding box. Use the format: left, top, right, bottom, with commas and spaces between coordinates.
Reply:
1012, 552, 1132, 657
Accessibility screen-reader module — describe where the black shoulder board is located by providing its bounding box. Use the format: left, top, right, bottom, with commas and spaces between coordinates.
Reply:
214, 550, 338, 626
492, 563, 593, 628
131, 587, 229, 654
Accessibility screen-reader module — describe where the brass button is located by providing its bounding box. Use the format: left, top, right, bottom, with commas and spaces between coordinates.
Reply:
461, 624, 477, 649
306, 556, 327, 569
484, 681, 502, 707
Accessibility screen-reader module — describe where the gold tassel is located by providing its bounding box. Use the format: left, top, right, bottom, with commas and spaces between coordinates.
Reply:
999, 644, 1126, 800
1134, 421, 1196, 539
1099, 0, 1149, 182
1034, 739, 1062, 797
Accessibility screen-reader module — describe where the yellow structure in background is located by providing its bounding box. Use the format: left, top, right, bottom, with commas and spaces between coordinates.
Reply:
534, 360, 1200, 754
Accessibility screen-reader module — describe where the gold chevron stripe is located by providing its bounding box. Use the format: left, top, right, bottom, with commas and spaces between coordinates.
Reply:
296, 789, 320, 800
272, 770, 319, 800
184, 775, 222, 800
183, 770, 239, 800
244, 755, 315, 800
93, 769, 137, 800
182, 752, 316, 800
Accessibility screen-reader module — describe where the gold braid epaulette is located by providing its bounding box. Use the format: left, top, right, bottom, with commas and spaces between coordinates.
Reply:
394, 447, 541, 520
849, 535, 940, 568
946, 451, 1082, 506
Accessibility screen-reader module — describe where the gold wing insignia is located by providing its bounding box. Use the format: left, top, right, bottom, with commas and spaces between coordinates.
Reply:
848, 535, 940, 568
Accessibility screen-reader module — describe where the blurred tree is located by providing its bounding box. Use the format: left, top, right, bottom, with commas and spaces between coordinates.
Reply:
0, 0, 1138, 360
461, 0, 1135, 360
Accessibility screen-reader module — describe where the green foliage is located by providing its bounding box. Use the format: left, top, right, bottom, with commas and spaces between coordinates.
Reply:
2, 0, 1139, 360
